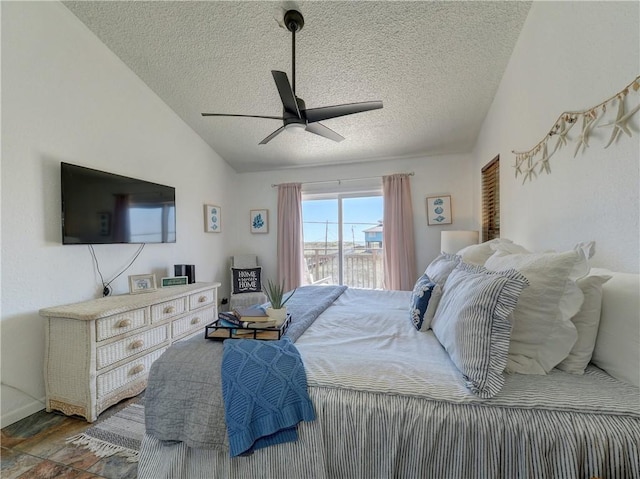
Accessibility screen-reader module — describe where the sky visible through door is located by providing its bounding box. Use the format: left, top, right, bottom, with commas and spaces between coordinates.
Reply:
302, 196, 383, 246
302, 195, 384, 288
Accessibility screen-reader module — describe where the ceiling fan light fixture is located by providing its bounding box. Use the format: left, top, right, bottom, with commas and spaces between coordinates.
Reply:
284, 122, 305, 132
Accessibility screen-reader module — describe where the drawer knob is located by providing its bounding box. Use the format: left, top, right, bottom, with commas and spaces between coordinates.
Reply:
198, 295, 208, 303
130, 364, 145, 375
117, 319, 132, 328
164, 306, 175, 314
191, 317, 201, 325
130, 339, 144, 349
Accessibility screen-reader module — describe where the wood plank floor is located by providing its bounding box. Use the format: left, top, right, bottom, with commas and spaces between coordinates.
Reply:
1, 395, 141, 479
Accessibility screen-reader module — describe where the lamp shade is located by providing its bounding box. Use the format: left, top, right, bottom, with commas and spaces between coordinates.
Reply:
441, 230, 479, 254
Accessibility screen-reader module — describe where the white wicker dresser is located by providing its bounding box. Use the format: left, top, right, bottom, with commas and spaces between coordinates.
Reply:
39, 281, 220, 422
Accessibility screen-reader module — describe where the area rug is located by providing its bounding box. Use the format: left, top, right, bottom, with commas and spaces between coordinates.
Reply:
67, 403, 145, 463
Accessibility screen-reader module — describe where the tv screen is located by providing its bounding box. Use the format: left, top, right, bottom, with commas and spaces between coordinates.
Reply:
61, 162, 176, 244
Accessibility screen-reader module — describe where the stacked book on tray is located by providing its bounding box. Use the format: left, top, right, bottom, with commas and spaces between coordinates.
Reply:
205, 304, 290, 341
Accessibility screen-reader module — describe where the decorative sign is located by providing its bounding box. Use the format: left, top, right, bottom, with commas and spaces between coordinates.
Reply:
128, 274, 157, 294
426, 195, 452, 225
161, 276, 189, 287
231, 267, 262, 294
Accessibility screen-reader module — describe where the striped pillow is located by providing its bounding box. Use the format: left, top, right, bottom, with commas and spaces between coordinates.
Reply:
431, 263, 529, 398
409, 274, 442, 331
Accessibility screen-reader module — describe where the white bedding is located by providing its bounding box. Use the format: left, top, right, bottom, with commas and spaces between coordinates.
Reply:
297, 288, 469, 398
298, 288, 639, 416
139, 286, 640, 479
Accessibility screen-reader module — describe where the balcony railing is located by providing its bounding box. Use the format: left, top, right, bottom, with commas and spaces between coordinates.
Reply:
304, 247, 384, 289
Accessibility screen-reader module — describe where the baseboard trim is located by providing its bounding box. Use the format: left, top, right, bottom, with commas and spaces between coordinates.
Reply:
1, 398, 46, 429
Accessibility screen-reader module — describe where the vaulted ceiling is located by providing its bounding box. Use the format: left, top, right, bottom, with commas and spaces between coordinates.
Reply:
63, 1, 531, 173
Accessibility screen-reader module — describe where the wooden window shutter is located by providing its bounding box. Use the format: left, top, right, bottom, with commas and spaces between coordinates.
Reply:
481, 156, 500, 242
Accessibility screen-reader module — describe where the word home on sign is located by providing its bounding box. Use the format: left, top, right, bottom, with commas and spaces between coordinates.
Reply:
237, 270, 259, 292
232, 267, 262, 294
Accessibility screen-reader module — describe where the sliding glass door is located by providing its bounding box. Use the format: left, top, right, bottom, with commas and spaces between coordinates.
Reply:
302, 193, 383, 288
341, 196, 384, 288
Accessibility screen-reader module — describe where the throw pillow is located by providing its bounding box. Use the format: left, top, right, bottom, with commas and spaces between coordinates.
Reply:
231, 267, 262, 294
409, 275, 442, 331
557, 274, 612, 374
590, 269, 639, 387
484, 249, 584, 374
431, 263, 529, 398
424, 253, 461, 286
456, 238, 515, 265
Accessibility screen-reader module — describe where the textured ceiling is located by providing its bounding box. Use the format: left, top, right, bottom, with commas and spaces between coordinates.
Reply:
63, 1, 531, 173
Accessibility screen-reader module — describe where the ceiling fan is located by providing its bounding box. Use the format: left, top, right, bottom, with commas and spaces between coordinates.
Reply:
201, 9, 383, 144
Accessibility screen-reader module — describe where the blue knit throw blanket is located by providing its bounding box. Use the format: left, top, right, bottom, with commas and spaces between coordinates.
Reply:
221, 337, 316, 457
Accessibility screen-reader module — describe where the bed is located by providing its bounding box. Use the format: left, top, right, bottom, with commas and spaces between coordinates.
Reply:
138, 244, 640, 479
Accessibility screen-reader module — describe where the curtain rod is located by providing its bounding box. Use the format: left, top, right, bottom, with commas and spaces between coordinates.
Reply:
271, 172, 414, 188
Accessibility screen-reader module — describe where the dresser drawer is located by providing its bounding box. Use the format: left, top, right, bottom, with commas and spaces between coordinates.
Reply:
189, 289, 215, 310
96, 347, 166, 399
95, 308, 147, 341
96, 325, 169, 370
172, 307, 215, 338
151, 297, 187, 323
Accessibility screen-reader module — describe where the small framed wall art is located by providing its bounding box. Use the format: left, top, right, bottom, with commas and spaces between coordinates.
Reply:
129, 274, 157, 294
426, 195, 452, 225
204, 204, 221, 232
250, 209, 269, 234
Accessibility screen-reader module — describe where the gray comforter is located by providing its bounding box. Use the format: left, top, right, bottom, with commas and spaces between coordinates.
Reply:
144, 285, 346, 450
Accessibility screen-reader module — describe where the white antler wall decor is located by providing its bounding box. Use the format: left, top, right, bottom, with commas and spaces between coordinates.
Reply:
512, 76, 640, 184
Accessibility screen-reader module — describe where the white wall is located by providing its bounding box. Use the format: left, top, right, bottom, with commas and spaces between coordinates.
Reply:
473, 1, 640, 273
229, 154, 475, 293
1, 2, 236, 426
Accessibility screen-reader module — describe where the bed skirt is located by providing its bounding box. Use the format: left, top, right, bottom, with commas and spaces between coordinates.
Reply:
138, 385, 640, 479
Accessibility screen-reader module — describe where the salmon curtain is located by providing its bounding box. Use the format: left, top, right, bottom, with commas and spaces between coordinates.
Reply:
382, 174, 417, 290
277, 183, 304, 290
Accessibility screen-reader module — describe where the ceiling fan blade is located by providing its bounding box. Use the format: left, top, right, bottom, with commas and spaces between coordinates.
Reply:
305, 122, 345, 142
304, 101, 383, 123
271, 71, 301, 118
259, 125, 287, 145
201, 113, 284, 120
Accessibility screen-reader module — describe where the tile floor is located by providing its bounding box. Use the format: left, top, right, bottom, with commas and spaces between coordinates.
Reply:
1, 395, 141, 479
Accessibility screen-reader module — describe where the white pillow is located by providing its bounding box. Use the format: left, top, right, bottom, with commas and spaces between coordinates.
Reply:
424, 253, 460, 286
431, 263, 529, 398
490, 241, 531, 255
456, 238, 514, 265
591, 270, 640, 387
556, 274, 612, 374
484, 249, 584, 374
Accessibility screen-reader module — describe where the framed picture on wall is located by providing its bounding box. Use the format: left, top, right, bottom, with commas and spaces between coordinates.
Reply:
426, 195, 452, 225
250, 209, 269, 234
204, 204, 221, 232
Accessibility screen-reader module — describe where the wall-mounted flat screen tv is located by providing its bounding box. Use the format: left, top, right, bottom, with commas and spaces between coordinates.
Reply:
61, 162, 176, 244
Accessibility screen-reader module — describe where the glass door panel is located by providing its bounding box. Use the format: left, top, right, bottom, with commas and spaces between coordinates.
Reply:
302, 195, 383, 288
302, 199, 339, 285
341, 196, 384, 289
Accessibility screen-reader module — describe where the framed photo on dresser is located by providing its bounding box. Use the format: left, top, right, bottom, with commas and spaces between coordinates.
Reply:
129, 274, 157, 294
